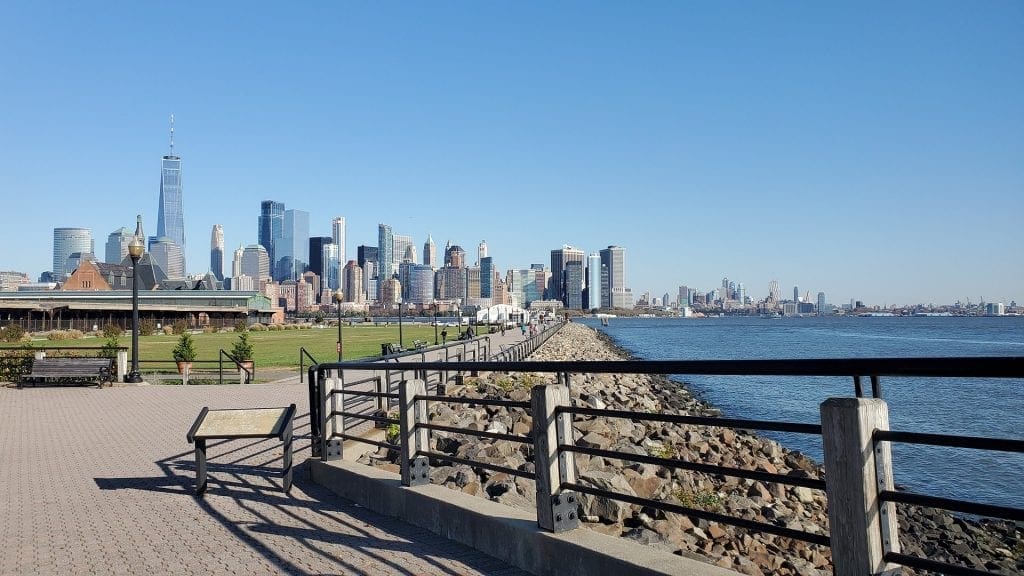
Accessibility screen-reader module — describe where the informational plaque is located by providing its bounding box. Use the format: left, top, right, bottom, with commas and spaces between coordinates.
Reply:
186, 404, 296, 496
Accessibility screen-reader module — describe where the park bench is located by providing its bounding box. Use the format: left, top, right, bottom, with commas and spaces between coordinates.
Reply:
412, 340, 428, 350
19, 357, 115, 388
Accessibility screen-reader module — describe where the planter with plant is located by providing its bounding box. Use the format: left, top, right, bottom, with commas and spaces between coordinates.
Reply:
172, 332, 197, 374
230, 330, 255, 376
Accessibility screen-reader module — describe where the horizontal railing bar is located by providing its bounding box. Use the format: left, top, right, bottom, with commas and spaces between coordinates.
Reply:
419, 450, 536, 481
334, 433, 397, 452
884, 551, 1003, 576
330, 411, 397, 426
879, 490, 1024, 522
415, 395, 531, 409
565, 482, 831, 547
565, 444, 826, 491
338, 376, 381, 387
317, 357, 1024, 378
874, 430, 1024, 453
330, 389, 399, 400
420, 423, 532, 444
563, 406, 822, 435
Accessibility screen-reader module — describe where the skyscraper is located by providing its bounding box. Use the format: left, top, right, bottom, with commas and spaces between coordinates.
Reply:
550, 245, 585, 305
393, 233, 414, 265
343, 260, 364, 303
599, 246, 629, 308
105, 228, 133, 265
480, 256, 493, 298
377, 224, 394, 299
232, 245, 244, 279
156, 115, 185, 272
357, 245, 378, 268
308, 236, 333, 285
322, 244, 340, 296
331, 216, 346, 268
564, 261, 584, 309
477, 240, 488, 266
53, 227, 93, 279
210, 225, 224, 280
587, 253, 602, 310
149, 236, 184, 278
276, 209, 309, 281
423, 234, 436, 268
258, 200, 285, 273
817, 292, 827, 316
241, 244, 270, 281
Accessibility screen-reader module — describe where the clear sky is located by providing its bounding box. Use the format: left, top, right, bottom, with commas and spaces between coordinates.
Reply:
1, 2, 1021, 306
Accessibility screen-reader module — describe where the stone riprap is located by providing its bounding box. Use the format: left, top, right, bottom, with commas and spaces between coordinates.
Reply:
360, 322, 1022, 576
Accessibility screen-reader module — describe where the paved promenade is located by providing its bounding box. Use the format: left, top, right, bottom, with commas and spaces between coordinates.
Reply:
1, 335, 531, 576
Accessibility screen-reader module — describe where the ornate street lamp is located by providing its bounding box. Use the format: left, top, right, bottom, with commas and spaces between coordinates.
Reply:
124, 236, 145, 383
397, 298, 404, 349
334, 290, 344, 362
433, 302, 439, 345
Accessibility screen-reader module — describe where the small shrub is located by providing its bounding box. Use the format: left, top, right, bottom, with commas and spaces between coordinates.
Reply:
171, 320, 188, 335
101, 324, 123, 339
385, 412, 401, 444
250, 323, 267, 331
230, 331, 254, 361
0, 324, 26, 343
172, 332, 197, 362
674, 489, 723, 512
47, 330, 70, 341
162, 326, 174, 335
268, 324, 282, 331
100, 336, 120, 358
234, 319, 248, 333
139, 318, 156, 337
202, 325, 217, 334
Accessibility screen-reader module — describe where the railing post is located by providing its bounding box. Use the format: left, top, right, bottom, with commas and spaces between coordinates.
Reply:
531, 384, 579, 532
309, 365, 321, 457
398, 378, 430, 487
116, 350, 127, 380
323, 368, 343, 461
821, 398, 900, 576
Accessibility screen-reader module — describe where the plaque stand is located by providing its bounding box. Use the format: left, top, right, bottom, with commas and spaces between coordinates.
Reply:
186, 404, 297, 496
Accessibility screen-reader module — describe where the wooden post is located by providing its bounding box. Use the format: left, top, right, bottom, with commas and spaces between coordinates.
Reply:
324, 369, 343, 460
821, 398, 900, 576
531, 383, 579, 532
398, 378, 429, 486
116, 350, 128, 380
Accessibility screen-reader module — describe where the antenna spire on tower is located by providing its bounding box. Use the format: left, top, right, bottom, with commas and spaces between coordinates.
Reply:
169, 114, 175, 155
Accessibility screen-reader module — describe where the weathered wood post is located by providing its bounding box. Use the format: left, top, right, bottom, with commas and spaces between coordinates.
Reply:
116, 350, 128, 380
323, 368, 343, 461
398, 378, 430, 486
821, 397, 900, 576
531, 383, 579, 532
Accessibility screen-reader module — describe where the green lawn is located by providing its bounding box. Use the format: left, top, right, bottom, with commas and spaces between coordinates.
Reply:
1, 323, 447, 368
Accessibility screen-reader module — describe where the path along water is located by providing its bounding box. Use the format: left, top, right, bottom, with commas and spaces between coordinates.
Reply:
580, 315, 1024, 510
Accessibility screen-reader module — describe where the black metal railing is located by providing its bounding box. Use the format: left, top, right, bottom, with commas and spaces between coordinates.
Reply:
312, 355, 1024, 576
299, 347, 319, 384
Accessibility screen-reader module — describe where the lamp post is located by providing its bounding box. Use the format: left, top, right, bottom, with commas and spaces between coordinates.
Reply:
433, 302, 439, 345
397, 298, 404, 349
124, 236, 144, 383
334, 290, 344, 362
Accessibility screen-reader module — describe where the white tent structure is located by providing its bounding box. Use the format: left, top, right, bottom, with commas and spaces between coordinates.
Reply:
475, 303, 529, 326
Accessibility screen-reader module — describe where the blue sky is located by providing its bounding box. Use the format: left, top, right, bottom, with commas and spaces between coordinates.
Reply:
1, 2, 1021, 306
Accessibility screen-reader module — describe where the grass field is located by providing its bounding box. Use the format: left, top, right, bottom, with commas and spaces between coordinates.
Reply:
1, 323, 448, 368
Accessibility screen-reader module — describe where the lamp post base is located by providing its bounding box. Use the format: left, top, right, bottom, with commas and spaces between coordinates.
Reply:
124, 371, 143, 383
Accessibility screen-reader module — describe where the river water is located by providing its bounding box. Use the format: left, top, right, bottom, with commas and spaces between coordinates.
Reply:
578, 315, 1024, 511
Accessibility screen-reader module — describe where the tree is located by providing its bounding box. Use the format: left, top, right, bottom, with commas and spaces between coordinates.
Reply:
172, 332, 197, 362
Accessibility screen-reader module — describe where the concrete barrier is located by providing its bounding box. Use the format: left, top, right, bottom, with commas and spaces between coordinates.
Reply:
309, 458, 740, 576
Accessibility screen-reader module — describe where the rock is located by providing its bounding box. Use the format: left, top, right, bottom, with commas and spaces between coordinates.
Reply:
578, 432, 612, 450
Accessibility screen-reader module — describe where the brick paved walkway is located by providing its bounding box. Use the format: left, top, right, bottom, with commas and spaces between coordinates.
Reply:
0, 381, 528, 575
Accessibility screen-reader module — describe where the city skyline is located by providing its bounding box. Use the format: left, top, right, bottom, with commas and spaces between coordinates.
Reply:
1, 3, 1021, 305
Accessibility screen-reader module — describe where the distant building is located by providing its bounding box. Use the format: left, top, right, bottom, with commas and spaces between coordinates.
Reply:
406, 264, 435, 304
241, 244, 270, 282
156, 116, 185, 273
322, 244, 340, 296
423, 235, 437, 268
210, 224, 224, 281
259, 200, 285, 272
599, 246, 629, 308
817, 292, 827, 315
308, 236, 333, 288
480, 256, 493, 298
986, 302, 1006, 316
357, 245, 378, 268
586, 253, 601, 310
105, 228, 133, 265
0, 271, 30, 291
331, 216, 346, 274
378, 224, 394, 300
564, 261, 584, 310
445, 243, 466, 268
435, 266, 466, 301
148, 236, 184, 278
53, 227, 93, 279
550, 245, 584, 304
276, 209, 309, 281
343, 260, 364, 303
477, 240, 488, 266
466, 267, 482, 299
394, 233, 414, 265
231, 245, 244, 279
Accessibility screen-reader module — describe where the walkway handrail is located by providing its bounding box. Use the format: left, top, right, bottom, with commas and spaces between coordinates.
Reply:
313, 355, 1024, 576
299, 347, 319, 384
218, 349, 253, 384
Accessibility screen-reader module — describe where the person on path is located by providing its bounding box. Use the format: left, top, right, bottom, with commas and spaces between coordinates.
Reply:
521, 324, 527, 336
441, 329, 447, 344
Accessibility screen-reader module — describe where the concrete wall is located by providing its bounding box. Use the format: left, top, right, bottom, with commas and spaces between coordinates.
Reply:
309, 458, 740, 576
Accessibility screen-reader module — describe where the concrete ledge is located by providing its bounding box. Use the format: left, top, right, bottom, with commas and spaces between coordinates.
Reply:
309, 458, 739, 576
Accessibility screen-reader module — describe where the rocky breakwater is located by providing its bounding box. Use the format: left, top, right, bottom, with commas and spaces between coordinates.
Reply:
359, 322, 1023, 575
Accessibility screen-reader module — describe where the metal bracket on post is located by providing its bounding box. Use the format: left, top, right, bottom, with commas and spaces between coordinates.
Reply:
325, 438, 343, 460
551, 491, 579, 532
409, 456, 430, 486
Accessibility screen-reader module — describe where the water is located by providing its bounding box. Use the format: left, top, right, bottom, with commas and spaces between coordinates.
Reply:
578, 315, 1024, 511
